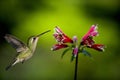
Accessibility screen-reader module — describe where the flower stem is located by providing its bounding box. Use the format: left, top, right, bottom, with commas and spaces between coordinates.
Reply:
74, 54, 78, 80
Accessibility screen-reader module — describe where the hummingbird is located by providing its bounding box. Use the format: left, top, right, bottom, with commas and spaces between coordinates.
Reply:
4, 30, 51, 70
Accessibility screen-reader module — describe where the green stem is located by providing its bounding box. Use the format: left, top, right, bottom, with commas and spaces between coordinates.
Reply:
74, 53, 78, 80
74, 44, 82, 80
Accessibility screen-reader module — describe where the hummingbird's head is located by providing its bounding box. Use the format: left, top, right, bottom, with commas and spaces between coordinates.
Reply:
27, 36, 40, 53
27, 30, 51, 52
28, 36, 39, 45
28, 30, 51, 45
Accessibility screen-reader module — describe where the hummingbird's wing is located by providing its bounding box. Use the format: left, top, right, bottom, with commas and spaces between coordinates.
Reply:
4, 34, 27, 53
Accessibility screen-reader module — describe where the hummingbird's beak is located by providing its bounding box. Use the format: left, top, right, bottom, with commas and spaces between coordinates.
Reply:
36, 30, 51, 37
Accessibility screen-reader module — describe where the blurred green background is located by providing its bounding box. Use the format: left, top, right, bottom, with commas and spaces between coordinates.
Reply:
0, 0, 119, 80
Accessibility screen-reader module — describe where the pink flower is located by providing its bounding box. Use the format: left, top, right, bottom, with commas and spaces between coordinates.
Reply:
53, 26, 73, 44
51, 44, 68, 51
81, 36, 95, 47
81, 25, 104, 52
82, 24, 98, 41
51, 27, 73, 51
91, 44, 105, 52
51, 25, 105, 61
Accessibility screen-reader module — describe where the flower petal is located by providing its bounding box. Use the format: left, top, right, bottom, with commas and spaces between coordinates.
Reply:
55, 26, 64, 34
53, 26, 73, 43
53, 33, 63, 42
51, 44, 68, 51
91, 44, 105, 52
62, 34, 73, 43
89, 25, 98, 36
81, 36, 95, 47
82, 24, 98, 41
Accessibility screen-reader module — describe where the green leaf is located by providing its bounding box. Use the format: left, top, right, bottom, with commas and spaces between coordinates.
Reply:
82, 50, 92, 57
61, 47, 71, 58
71, 55, 75, 62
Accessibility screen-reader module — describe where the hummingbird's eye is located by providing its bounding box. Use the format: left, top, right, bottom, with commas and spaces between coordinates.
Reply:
33, 37, 36, 40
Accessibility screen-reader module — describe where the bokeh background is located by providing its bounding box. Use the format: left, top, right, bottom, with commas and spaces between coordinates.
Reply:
0, 0, 119, 80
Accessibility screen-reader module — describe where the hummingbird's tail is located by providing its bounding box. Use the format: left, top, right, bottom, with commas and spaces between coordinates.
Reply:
5, 59, 18, 71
